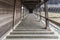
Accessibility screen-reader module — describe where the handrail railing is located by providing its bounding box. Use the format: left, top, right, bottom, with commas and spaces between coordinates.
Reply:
40, 15, 60, 27
35, 13, 60, 27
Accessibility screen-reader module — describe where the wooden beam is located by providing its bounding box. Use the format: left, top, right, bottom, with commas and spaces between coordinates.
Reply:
22, 0, 40, 1
22, 1, 38, 3
36, 0, 48, 8
0, 0, 14, 6
13, 0, 16, 27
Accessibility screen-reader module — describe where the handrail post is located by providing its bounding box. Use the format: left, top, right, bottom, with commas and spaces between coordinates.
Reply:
22, 5, 24, 20
44, 2, 48, 29
39, 6, 41, 21
36, 8, 38, 18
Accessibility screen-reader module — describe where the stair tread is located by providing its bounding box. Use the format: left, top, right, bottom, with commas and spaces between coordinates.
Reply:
16, 27, 50, 29
5, 38, 59, 40
16, 26, 49, 28
16, 27, 44, 29
9, 34, 56, 36
7, 35, 58, 39
11, 31, 54, 33
14, 29, 51, 31
10, 33, 54, 34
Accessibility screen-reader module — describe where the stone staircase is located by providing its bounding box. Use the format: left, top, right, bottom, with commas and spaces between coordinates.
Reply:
5, 14, 58, 40
5, 26, 58, 40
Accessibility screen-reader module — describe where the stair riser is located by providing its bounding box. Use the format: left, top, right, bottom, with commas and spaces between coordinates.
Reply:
10, 33, 54, 35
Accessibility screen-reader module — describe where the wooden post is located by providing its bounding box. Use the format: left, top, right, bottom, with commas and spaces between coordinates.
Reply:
22, 6, 24, 20
13, 0, 16, 27
23, 7, 24, 19
19, 1, 22, 21
36, 8, 38, 19
36, 8, 37, 15
44, 2, 48, 29
20, 5, 22, 20
39, 6, 41, 21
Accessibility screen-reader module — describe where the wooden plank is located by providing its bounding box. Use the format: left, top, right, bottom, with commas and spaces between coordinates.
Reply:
0, 0, 14, 6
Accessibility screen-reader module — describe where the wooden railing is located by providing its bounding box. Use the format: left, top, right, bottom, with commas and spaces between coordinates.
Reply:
40, 15, 60, 27
35, 13, 60, 27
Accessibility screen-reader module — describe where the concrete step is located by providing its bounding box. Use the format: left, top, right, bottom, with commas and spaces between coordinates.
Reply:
10, 31, 54, 34
16, 27, 51, 30
16, 27, 45, 29
10, 33, 55, 36
6, 34, 58, 39
15, 28, 51, 31
5, 39, 58, 40
10, 33, 54, 35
